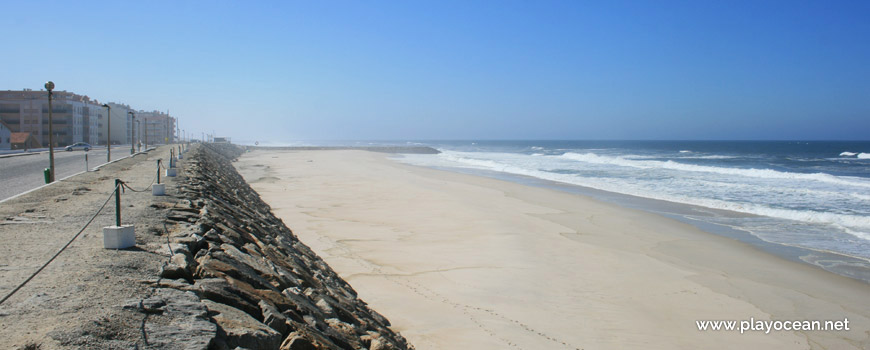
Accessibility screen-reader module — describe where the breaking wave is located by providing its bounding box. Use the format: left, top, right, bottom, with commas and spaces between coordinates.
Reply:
560, 152, 870, 189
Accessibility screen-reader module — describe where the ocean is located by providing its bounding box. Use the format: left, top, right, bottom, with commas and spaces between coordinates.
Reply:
393, 140, 870, 282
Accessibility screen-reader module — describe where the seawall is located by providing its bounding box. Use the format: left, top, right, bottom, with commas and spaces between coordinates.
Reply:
150, 143, 414, 349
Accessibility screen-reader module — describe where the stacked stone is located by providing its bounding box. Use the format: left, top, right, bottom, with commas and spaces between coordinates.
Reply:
151, 143, 414, 350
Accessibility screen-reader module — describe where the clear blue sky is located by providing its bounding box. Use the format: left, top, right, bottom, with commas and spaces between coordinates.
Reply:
4, 0, 869, 141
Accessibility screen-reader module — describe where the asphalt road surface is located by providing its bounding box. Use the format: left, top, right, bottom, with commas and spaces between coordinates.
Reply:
0, 146, 137, 201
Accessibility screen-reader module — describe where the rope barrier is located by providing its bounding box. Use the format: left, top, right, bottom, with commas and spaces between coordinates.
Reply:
120, 175, 158, 193
0, 183, 121, 306
1, 148, 177, 307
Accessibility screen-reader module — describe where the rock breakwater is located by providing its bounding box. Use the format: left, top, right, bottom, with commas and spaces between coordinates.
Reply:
141, 143, 414, 350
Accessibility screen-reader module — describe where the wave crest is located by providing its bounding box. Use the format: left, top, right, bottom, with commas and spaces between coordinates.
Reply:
561, 152, 870, 188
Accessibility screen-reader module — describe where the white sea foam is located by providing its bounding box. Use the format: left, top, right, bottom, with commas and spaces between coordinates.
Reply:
858, 153, 870, 159
623, 154, 736, 160
678, 155, 738, 160
840, 151, 857, 157
679, 150, 692, 153
835, 225, 870, 241
560, 152, 870, 188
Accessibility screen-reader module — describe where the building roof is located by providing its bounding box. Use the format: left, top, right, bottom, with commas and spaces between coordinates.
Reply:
0, 120, 10, 131
11, 132, 33, 143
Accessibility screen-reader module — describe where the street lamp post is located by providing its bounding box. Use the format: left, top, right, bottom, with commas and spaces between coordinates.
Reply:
102, 104, 111, 162
136, 119, 141, 152
143, 118, 148, 150
45, 81, 55, 182
128, 111, 135, 154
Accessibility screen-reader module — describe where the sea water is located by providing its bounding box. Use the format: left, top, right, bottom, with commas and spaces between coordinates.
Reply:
396, 140, 870, 281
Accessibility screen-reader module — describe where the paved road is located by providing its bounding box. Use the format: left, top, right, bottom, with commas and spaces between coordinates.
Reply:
0, 145, 140, 201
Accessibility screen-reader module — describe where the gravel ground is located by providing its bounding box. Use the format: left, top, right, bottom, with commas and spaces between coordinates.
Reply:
0, 144, 189, 349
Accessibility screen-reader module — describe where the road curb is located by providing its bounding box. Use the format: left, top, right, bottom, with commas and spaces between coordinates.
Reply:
0, 151, 47, 159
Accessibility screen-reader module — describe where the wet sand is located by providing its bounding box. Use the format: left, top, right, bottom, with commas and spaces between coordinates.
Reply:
236, 149, 870, 350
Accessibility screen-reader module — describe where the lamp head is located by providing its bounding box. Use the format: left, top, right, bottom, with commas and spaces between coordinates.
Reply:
102, 103, 109, 108
44, 81, 55, 91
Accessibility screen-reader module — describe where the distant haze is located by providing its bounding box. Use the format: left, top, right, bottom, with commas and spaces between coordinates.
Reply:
4, 1, 869, 141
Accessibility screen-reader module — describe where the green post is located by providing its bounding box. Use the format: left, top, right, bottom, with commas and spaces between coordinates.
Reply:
157, 159, 161, 184
114, 179, 122, 227
46, 81, 55, 182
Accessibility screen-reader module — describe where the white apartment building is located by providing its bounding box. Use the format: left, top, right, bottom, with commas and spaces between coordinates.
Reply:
106, 102, 133, 145
1, 89, 175, 148
0, 89, 103, 147
135, 110, 176, 145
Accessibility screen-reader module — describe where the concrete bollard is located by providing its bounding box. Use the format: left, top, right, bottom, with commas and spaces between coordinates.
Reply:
166, 168, 177, 177
103, 178, 135, 249
103, 225, 135, 249
152, 183, 165, 196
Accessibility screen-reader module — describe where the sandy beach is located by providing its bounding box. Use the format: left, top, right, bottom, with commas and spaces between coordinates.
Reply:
235, 149, 870, 350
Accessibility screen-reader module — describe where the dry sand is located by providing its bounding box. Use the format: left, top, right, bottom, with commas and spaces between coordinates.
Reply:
236, 149, 870, 350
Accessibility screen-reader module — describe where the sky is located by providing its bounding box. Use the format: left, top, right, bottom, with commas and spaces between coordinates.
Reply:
3, 0, 869, 141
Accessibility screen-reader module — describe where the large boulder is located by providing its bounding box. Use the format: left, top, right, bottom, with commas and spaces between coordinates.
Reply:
132, 288, 217, 350
202, 299, 282, 349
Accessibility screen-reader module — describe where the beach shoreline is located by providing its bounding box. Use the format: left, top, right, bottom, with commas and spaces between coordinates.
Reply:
236, 149, 870, 349
391, 160, 870, 284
